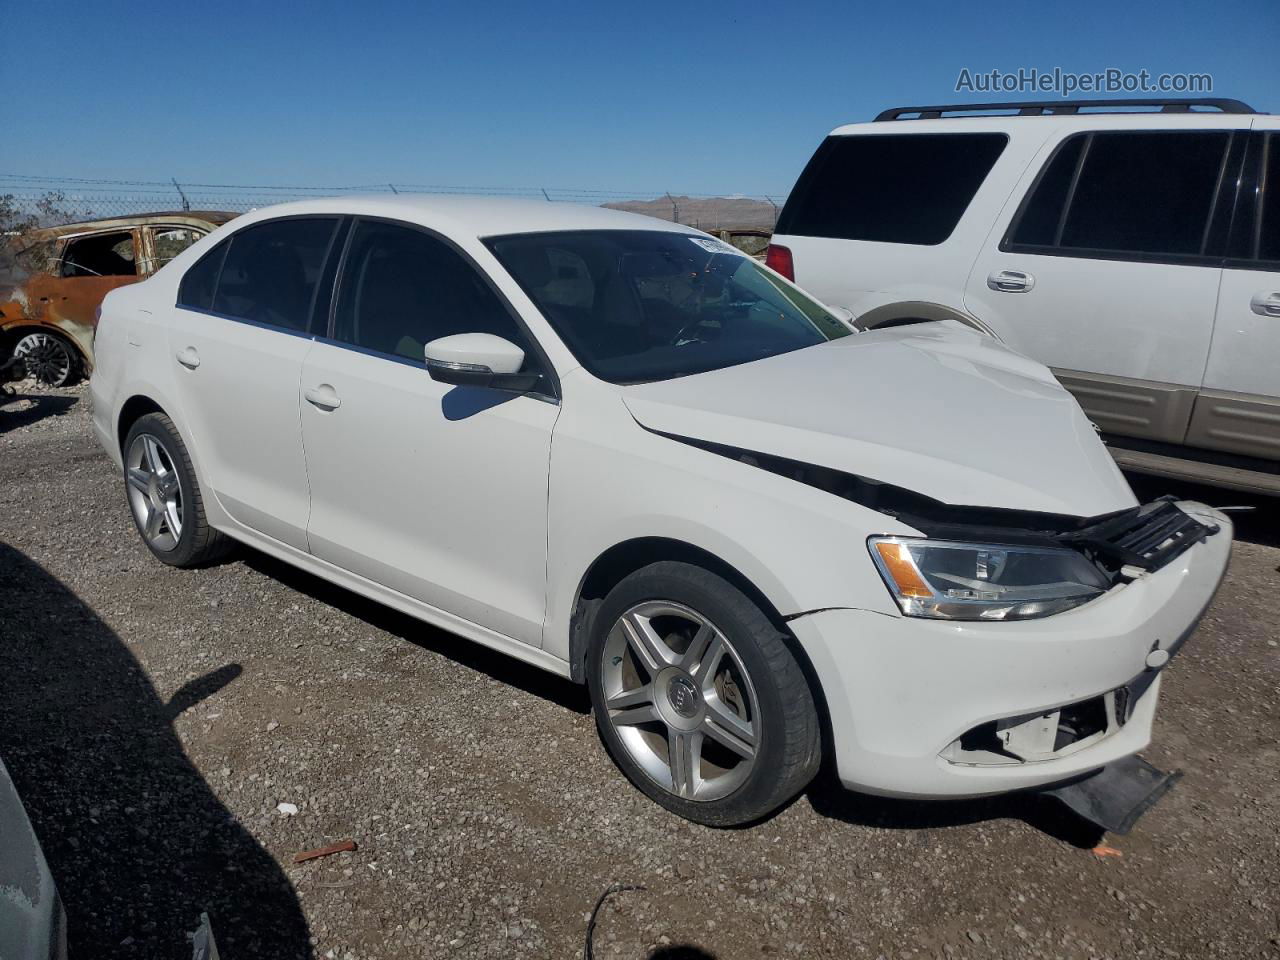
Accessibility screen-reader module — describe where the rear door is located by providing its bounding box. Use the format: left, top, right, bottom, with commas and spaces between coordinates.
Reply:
165, 216, 342, 550
43, 228, 143, 358
1191, 124, 1280, 461
965, 126, 1244, 445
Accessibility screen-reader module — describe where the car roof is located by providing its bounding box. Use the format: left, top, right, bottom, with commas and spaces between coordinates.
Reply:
829, 111, 1257, 137
26, 211, 240, 241
223, 194, 697, 239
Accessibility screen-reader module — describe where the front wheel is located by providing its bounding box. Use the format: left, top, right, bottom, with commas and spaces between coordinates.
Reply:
587, 561, 821, 826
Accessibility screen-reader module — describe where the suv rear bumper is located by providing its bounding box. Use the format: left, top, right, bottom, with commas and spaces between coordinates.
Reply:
789, 502, 1231, 799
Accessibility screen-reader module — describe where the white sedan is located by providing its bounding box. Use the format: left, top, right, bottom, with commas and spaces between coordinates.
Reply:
90, 196, 1231, 826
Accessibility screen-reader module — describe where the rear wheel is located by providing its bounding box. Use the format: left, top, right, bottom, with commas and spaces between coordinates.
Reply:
13, 331, 81, 386
587, 561, 821, 826
123, 413, 231, 567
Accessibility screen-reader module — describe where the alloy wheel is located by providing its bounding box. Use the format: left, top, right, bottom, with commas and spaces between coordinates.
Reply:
125, 434, 184, 552
600, 601, 760, 802
13, 333, 74, 386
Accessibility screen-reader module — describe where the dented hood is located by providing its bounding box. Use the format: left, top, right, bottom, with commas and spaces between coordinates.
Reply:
621, 322, 1137, 518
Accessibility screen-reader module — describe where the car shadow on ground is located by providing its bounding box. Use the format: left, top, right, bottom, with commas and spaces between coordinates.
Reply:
0, 542, 312, 959
805, 770, 1106, 849
0, 388, 79, 433
243, 552, 592, 715
243, 551, 1111, 848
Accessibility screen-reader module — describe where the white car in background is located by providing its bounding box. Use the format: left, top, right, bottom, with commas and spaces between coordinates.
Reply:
90, 196, 1230, 826
768, 97, 1280, 495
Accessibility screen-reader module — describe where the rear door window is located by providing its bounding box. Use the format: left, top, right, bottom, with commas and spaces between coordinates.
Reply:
59, 230, 138, 277
210, 217, 340, 333
1007, 131, 1232, 260
776, 133, 1008, 245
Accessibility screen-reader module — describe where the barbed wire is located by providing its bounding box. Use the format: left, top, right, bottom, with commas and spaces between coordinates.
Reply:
0, 173, 788, 228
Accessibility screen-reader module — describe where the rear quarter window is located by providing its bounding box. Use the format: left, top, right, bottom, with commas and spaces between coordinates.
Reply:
776, 132, 1008, 245
177, 239, 228, 311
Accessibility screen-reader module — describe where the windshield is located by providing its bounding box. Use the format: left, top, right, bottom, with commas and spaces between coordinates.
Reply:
486, 230, 851, 384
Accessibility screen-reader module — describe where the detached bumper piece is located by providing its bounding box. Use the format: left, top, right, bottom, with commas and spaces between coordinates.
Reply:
1040, 755, 1181, 835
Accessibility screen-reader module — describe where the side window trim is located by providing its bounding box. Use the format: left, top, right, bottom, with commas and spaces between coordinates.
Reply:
1249, 133, 1269, 261
1223, 131, 1280, 271
323, 216, 357, 341
325, 215, 560, 399
305, 216, 350, 338
1000, 129, 1240, 267
1052, 133, 1092, 248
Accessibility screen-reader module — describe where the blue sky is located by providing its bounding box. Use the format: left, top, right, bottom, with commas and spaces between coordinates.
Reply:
4, 0, 1277, 197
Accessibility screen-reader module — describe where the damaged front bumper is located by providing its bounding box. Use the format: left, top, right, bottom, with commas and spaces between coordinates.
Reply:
789, 502, 1231, 800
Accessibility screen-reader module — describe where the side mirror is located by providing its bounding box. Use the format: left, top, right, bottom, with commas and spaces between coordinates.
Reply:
424, 333, 543, 393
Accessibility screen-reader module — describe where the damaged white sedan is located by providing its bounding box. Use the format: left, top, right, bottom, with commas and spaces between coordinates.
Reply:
90, 196, 1231, 827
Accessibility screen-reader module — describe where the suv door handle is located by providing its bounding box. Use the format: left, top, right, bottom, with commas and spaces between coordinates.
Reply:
987, 269, 1034, 293
1250, 292, 1280, 317
304, 384, 342, 411
176, 346, 201, 370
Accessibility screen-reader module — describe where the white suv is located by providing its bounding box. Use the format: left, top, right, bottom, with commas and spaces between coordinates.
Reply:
90, 195, 1230, 826
768, 98, 1280, 495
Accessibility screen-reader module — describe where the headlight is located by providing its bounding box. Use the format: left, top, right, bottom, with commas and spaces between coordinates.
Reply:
868, 537, 1111, 621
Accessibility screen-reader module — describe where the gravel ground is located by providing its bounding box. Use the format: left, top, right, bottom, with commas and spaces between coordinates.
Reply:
1, 381, 1278, 960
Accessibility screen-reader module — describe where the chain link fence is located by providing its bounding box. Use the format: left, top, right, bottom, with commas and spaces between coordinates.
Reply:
1, 174, 786, 231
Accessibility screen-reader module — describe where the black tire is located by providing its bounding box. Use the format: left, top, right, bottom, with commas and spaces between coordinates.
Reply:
13, 330, 82, 387
122, 413, 232, 568
587, 561, 821, 826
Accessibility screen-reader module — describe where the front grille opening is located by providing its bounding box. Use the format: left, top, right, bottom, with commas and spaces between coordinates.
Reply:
1055, 696, 1108, 751
943, 691, 1119, 767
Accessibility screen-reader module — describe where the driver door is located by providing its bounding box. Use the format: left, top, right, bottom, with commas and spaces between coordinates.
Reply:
299, 218, 559, 646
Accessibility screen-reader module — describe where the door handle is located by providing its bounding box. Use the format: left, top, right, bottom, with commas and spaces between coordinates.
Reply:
176, 346, 201, 370
304, 384, 342, 411
987, 269, 1034, 293
1250, 292, 1280, 317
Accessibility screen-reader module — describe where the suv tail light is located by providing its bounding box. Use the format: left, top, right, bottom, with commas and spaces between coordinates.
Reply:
765, 243, 794, 281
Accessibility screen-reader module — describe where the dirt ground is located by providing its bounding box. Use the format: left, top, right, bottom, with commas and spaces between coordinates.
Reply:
1, 382, 1278, 960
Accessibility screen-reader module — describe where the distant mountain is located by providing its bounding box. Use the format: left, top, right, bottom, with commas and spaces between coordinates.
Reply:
603, 195, 778, 231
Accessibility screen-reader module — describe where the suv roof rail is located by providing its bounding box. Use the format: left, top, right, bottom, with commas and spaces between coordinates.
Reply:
874, 98, 1258, 121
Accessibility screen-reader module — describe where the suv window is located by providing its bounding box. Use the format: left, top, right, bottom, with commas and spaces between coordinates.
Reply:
211, 217, 339, 332
333, 220, 532, 365
60, 230, 137, 278
1008, 131, 1231, 259
776, 133, 1008, 245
